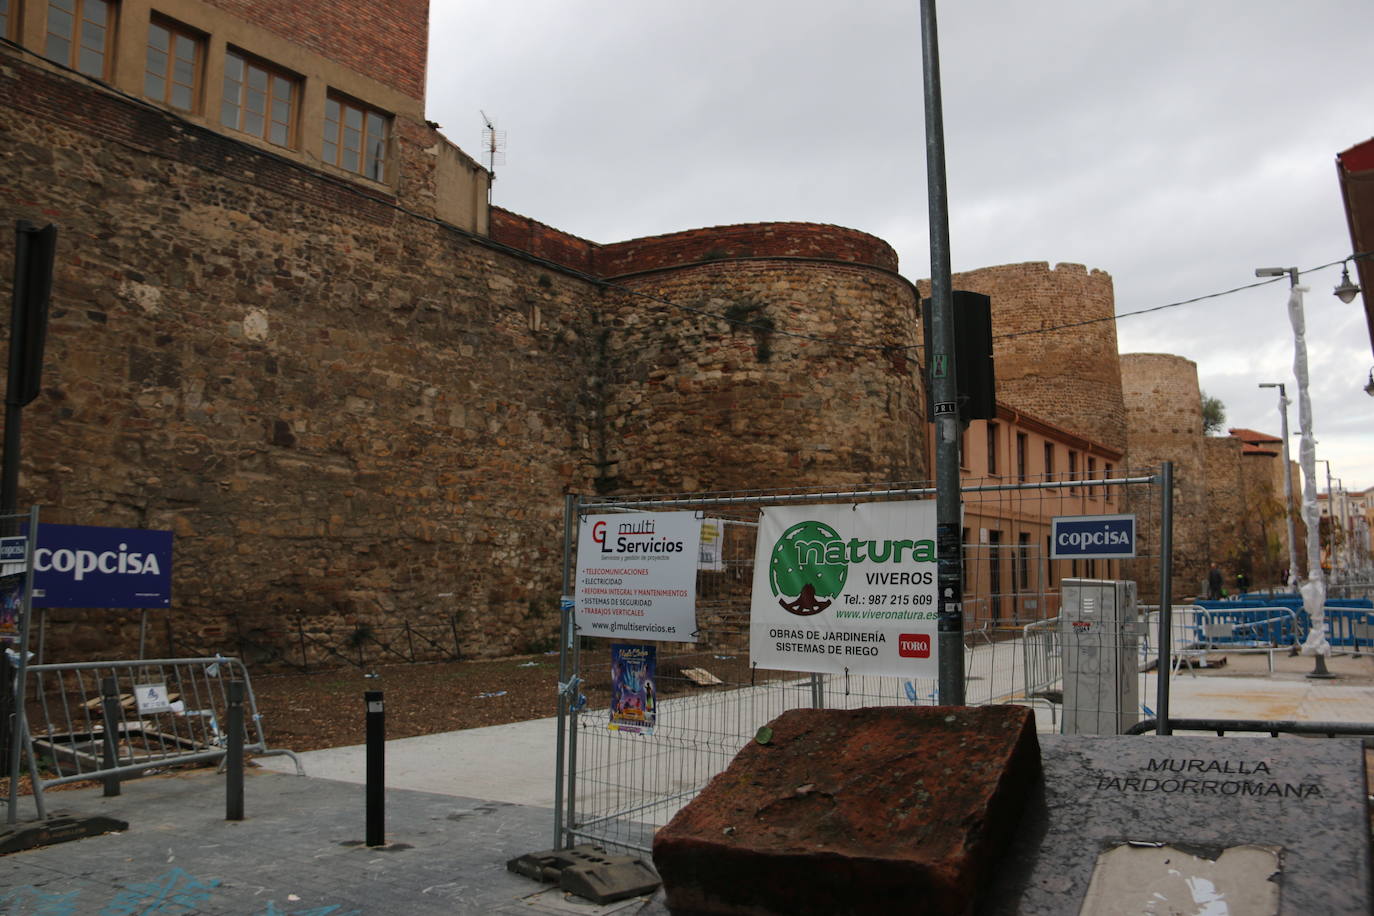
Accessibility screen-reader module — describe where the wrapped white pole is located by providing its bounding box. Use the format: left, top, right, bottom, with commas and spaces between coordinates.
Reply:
1287, 281, 1329, 659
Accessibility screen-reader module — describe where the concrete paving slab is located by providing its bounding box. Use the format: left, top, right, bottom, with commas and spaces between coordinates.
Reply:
1, 768, 653, 915
257, 666, 1374, 818
257, 715, 563, 807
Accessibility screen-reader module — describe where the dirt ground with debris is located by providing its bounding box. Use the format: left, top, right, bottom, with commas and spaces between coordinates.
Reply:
250, 655, 564, 752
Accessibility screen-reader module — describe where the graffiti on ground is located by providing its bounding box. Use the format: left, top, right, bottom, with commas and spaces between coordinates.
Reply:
0, 867, 361, 916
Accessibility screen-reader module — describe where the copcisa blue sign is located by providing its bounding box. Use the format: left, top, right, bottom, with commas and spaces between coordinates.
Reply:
1050, 514, 1137, 560
32, 524, 173, 608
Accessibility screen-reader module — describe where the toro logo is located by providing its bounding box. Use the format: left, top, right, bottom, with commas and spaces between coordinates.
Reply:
898, 634, 931, 658
766, 520, 937, 618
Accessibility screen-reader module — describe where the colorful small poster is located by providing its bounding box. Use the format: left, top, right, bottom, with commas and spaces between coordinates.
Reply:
609, 643, 657, 735
0, 572, 24, 642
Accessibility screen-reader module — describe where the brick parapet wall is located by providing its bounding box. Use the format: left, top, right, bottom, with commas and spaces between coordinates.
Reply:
489, 208, 598, 275
489, 209, 900, 280
596, 222, 899, 277
203, 0, 428, 102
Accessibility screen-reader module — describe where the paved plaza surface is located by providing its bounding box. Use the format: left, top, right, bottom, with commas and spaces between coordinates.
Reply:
3, 769, 642, 915
5, 653, 1374, 914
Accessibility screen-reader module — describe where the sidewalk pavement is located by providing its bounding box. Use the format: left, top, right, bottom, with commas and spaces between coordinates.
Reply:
3, 767, 643, 915
6, 662, 1374, 914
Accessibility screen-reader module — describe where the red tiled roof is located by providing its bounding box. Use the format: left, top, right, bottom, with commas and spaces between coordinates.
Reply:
1228, 427, 1282, 445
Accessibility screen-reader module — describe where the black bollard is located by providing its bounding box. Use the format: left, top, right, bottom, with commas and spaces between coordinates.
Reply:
365, 690, 384, 847
226, 679, 244, 820
99, 676, 122, 797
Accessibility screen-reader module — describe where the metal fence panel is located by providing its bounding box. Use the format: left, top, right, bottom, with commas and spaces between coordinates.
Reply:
557, 471, 1166, 853
9, 656, 300, 822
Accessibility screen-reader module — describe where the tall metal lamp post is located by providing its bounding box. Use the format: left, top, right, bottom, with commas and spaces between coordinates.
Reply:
1255, 266, 1333, 678
1317, 459, 1341, 587
1258, 382, 1299, 591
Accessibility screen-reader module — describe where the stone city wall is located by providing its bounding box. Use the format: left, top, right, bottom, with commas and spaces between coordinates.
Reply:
1, 51, 927, 664
1120, 353, 1207, 600
604, 259, 926, 493
2, 51, 603, 661
1202, 437, 1247, 593
920, 262, 1125, 454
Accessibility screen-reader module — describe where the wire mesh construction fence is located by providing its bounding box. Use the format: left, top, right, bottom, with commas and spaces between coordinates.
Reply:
554, 469, 1169, 854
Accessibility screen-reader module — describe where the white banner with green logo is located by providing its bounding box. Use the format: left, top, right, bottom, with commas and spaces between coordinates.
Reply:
749, 500, 938, 677
576, 511, 702, 643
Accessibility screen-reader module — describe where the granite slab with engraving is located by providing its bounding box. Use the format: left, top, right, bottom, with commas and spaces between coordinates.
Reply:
986, 735, 1371, 915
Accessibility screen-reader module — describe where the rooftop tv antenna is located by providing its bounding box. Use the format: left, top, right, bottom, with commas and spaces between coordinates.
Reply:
480, 111, 505, 204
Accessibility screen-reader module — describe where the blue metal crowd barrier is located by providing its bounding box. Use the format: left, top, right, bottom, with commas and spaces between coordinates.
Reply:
1191, 598, 1373, 651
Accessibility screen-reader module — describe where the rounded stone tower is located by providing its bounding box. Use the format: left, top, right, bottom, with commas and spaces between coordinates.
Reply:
929, 262, 1125, 454
592, 223, 926, 493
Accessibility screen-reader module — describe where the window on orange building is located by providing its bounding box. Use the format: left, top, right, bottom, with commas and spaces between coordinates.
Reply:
146, 17, 203, 112
1016, 433, 1027, 482
221, 49, 298, 148
1043, 441, 1055, 485
986, 423, 999, 475
324, 93, 389, 181
46, 0, 116, 79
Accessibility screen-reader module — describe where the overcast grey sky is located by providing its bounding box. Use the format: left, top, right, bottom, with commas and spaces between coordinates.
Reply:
427, 0, 1374, 489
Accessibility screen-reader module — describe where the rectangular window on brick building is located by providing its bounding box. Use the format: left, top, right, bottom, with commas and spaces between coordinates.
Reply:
221, 49, 298, 148
1068, 450, 1079, 494
46, 0, 116, 78
1043, 441, 1055, 485
986, 422, 999, 475
324, 93, 389, 181
146, 17, 203, 112
1087, 456, 1097, 496
1016, 432, 1027, 482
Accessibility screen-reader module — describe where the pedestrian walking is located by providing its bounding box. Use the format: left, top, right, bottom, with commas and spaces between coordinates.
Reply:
1207, 563, 1222, 601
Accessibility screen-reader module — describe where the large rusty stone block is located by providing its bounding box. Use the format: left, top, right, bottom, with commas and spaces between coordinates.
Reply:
652, 705, 1041, 916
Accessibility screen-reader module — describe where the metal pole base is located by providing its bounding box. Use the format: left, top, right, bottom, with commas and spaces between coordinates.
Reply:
1306, 654, 1337, 680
